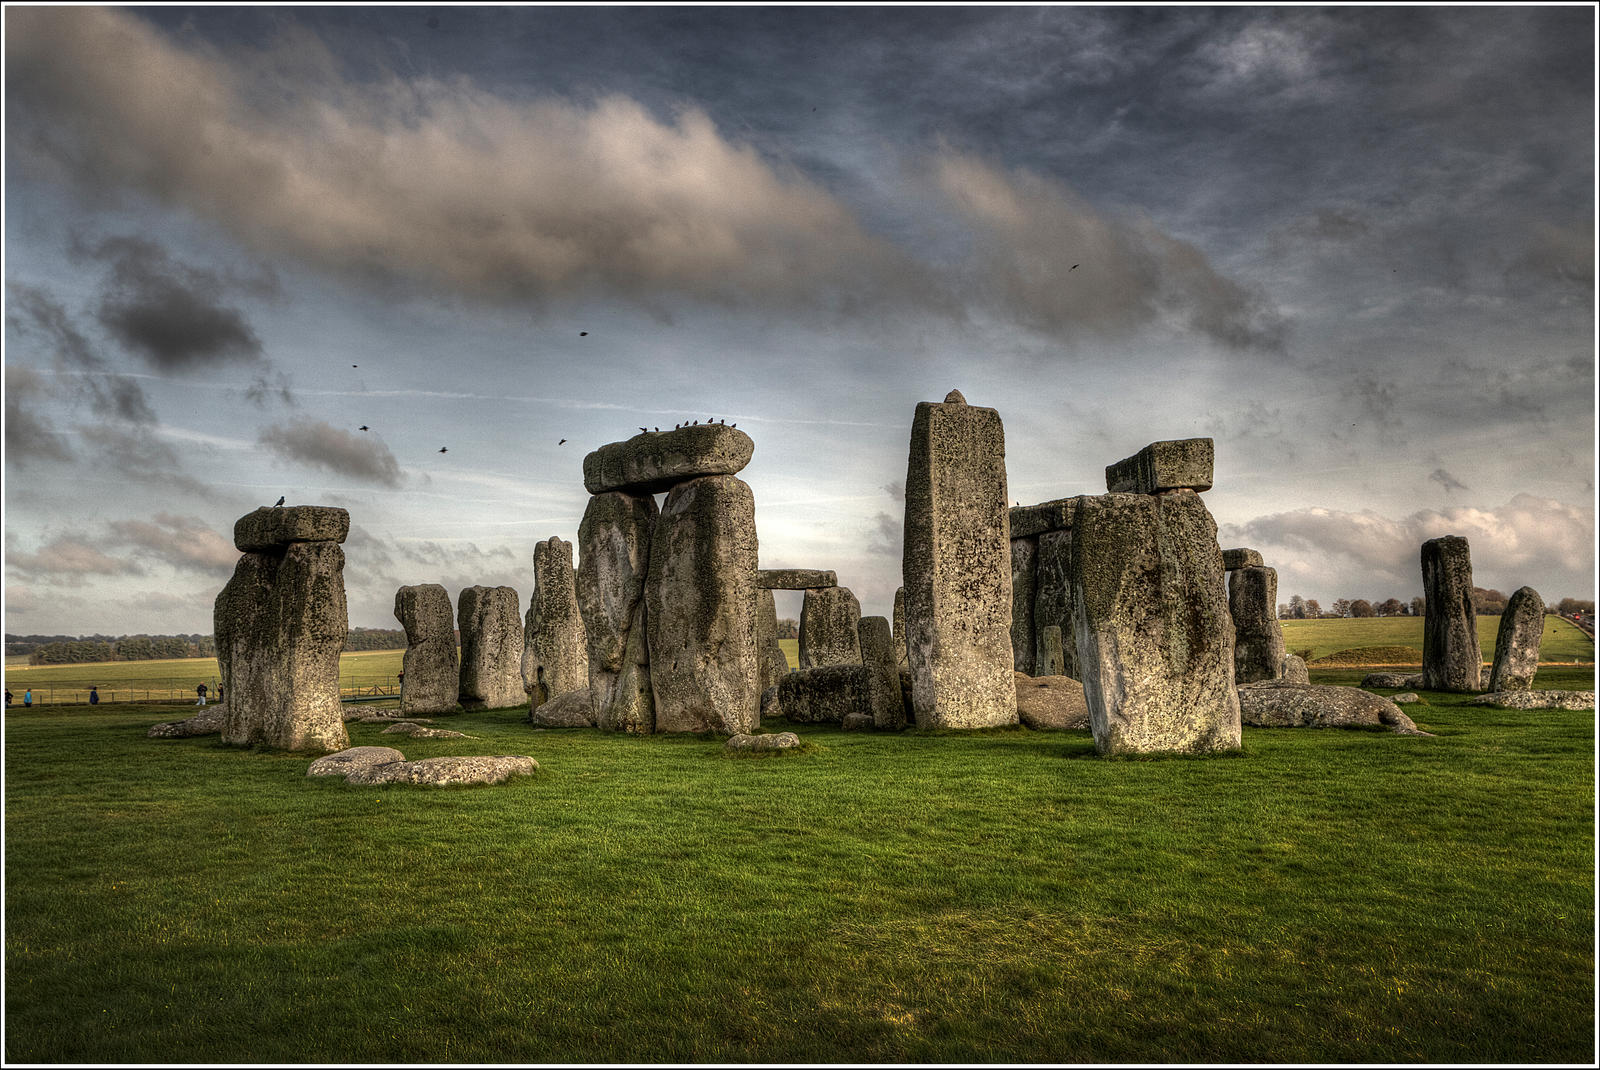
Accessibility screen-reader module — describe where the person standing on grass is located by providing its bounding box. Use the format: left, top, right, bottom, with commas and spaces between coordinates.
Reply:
89, 686, 99, 705
4, 689, 10, 707
196, 682, 208, 706
24, 689, 32, 708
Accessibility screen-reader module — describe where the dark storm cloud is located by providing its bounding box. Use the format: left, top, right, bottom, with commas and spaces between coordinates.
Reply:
6, 282, 157, 423
3, 365, 75, 465
258, 418, 405, 487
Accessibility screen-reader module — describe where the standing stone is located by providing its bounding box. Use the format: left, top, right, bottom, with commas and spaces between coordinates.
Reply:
1068, 491, 1240, 756
1038, 625, 1067, 677
522, 537, 590, 713
1229, 565, 1286, 684
1421, 536, 1481, 692
892, 587, 907, 668
799, 586, 863, 668
1032, 529, 1079, 680
645, 474, 760, 734
1280, 653, 1311, 684
393, 583, 459, 715
858, 615, 906, 730
457, 586, 525, 710
577, 491, 657, 733
216, 507, 349, 752
755, 588, 790, 695
1488, 586, 1545, 692
1011, 537, 1038, 674
902, 390, 1017, 728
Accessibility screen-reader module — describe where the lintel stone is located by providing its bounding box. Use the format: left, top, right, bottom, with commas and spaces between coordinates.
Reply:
1104, 438, 1214, 495
1009, 497, 1081, 540
233, 506, 350, 552
582, 424, 754, 495
1222, 547, 1264, 570
756, 568, 838, 590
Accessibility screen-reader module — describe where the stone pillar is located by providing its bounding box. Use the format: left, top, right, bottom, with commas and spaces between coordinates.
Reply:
799, 586, 862, 668
1032, 529, 1079, 680
457, 585, 525, 710
576, 491, 656, 733
1068, 491, 1240, 755
215, 506, 350, 752
1229, 565, 1286, 684
1488, 586, 1544, 692
756, 588, 790, 695
1038, 625, 1067, 677
892, 587, 907, 668
645, 474, 760, 734
522, 536, 590, 712
1421, 535, 1481, 692
902, 389, 1017, 728
394, 583, 458, 715
859, 615, 906, 730
1011, 537, 1037, 674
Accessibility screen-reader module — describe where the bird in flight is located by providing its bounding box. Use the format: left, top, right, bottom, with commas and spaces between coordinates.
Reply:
352, 364, 359, 368
1070, 264, 1079, 271
438, 447, 448, 453
358, 425, 369, 431
579, 331, 588, 337
639, 427, 648, 433
559, 439, 567, 445
273, 496, 285, 507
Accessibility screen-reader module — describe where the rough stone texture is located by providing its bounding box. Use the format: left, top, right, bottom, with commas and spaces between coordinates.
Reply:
1239, 681, 1433, 736
527, 688, 596, 728
902, 393, 1018, 729
380, 722, 471, 739
1014, 673, 1090, 730
307, 746, 407, 780
1068, 490, 1240, 756
577, 491, 656, 733
308, 746, 538, 786
346, 712, 433, 724
842, 712, 875, 731
1362, 671, 1424, 689
1010, 537, 1037, 674
1468, 690, 1595, 711
583, 424, 754, 495
1104, 438, 1214, 495
756, 569, 837, 590
1229, 566, 1286, 685
148, 704, 228, 738
858, 615, 906, 730
727, 731, 801, 751
1032, 530, 1079, 680
760, 684, 782, 722
1008, 498, 1078, 541
522, 537, 590, 712
798, 586, 862, 668
457, 586, 526, 711
1487, 586, 1545, 693
216, 539, 349, 753
755, 588, 791, 695
1421, 536, 1481, 692
778, 665, 869, 724
233, 505, 349, 552
1222, 548, 1264, 570
645, 474, 760, 735
892, 587, 907, 668
1038, 625, 1067, 678
1279, 654, 1310, 685
394, 584, 459, 715
1392, 693, 1421, 704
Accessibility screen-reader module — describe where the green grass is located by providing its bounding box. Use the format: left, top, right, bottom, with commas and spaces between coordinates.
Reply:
4, 680, 1593, 1063
779, 637, 798, 669
1281, 616, 1593, 664
4, 650, 406, 705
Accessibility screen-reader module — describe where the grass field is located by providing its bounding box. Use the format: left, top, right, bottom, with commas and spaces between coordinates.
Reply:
1280, 615, 1592, 665
3, 650, 407, 706
3, 667, 1592, 1063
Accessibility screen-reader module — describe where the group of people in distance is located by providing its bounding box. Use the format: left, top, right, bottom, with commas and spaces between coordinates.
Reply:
3, 682, 219, 708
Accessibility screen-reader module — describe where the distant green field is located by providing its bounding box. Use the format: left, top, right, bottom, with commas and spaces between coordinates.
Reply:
1280, 616, 1593, 665
778, 638, 798, 669
4, 649, 406, 706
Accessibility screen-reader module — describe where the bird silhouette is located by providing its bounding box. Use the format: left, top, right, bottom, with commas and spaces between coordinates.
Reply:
358, 425, 369, 431
638, 427, 648, 433
654, 427, 660, 432
559, 439, 567, 445
719, 418, 725, 424
730, 423, 736, 428
692, 420, 699, 426
273, 496, 285, 507
352, 364, 359, 367
579, 331, 588, 337
438, 447, 448, 453
1069, 264, 1079, 271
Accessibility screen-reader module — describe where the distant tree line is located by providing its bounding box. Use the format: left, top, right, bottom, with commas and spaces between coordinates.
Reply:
1278, 592, 1595, 620
775, 618, 799, 640
344, 627, 407, 651
12, 627, 408, 665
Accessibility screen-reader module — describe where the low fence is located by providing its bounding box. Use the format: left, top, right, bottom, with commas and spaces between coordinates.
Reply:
5, 678, 401, 708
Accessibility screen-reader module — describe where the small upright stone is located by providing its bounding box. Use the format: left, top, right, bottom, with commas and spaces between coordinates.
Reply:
577, 491, 657, 733
1488, 586, 1545, 692
798, 586, 862, 668
1421, 536, 1481, 692
457, 586, 525, 710
1104, 438, 1214, 495
1221, 547, 1264, 571
522, 537, 590, 712
858, 615, 906, 730
756, 569, 838, 590
1279, 654, 1310, 684
393, 583, 459, 715
1011, 537, 1037, 674
1229, 565, 1287, 684
582, 425, 754, 495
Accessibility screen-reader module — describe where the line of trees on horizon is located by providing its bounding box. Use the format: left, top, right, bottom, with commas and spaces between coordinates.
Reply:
13, 627, 410, 665
1277, 593, 1595, 620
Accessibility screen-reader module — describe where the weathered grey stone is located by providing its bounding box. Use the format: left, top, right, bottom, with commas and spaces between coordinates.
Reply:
308, 746, 538, 786
216, 539, 349, 753
1038, 625, 1067, 677
148, 703, 228, 738
1032, 530, 1079, 680
1392, 693, 1421, 704
307, 746, 407, 779
1104, 438, 1214, 495
760, 684, 782, 722
346, 712, 434, 724
457, 586, 525, 711
1008, 498, 1078, 540
380, 722, 471, 739
527, 688, 595, 728
755, 588, 790, 695
646, 474, 760, 734
394, 583, 458, 715
1468, 690, 1595, 711
1014, 672, 1089, 730
1421, 536, 1481, 692
232, 505, 349, 552
755, 569, 837, 590
1279, 654, 1310, 685
1069, 491, 1240, 756
726, 731, 801, 751
582, 424, 754, 495
578, 491, 657, 733
1011, 537, 1037, 674
892, 587, 907, 668
1487, 586, 1545, 692
1361, 671, 1424, 689
778, 665, 869, 724
522, 537, 590, 708
858, 615, 906, 730
1221, 547, 1264, 571
902, 392, 1017, 729
842, 712, 875, 731
1229, 565, 1286, 685
1239, 681, 1433, 736
798, 586, 862, 668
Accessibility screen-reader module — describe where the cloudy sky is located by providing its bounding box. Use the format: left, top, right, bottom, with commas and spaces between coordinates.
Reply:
4, 4, 1594, 637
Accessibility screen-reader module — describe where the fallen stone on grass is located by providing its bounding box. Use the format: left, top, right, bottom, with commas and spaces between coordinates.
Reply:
148, 703, 228, 738
726, 731, 801, 751
1391, 693, 1421, 704
527, 688, 595, 728
307, 746, 407, 778
1239, 682, 1433, 736
1467, 690, 1596, 711
344, 711, 435, 724
1360, 672, 1424, 689
1013, 672, 1089, 730
307, 746, 537, 786
380, 722, 472, 739
841, 712, 874, 731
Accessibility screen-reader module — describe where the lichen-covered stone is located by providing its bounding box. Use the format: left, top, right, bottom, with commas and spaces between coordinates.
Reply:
756, 569, 837, 590
859, 615, 906, 730
1392, 693, 1421, 704
1008, 497, 1079, 540
1069, 490, 1240, 756
778, 665, 869, 724
841, 712, 874, 731
1468, 690, 1595, 711
755, 588, 790, 695
798, 586, 862, 668
380, 722, 471, 739
148, 704, 227, 738
1011, 537, 1037, 674
1421, 536, 1481, 692
307, 746, 538, 786
902, 393, 1017, 729
306, 746, 406, 779
582, 424, 754, 495
1104, 438, 1214, 494
216, 540, 349, 753
527, 688, 595, 728
1230, 565, 1286, 685
727, 731, 801, 751
760, 684, 782, 722
1221, 548, 1264, 570
892, 587, 907, 668
1361, 671, 1424, 689
1239, 681, 1433, 736
645, 474, 760, 734
1279, 654, 1310, 685
457, 586, 525, 711
1014, 673, 1089, 730
1487, 586, 1545, 693
578, 491, 656, 733
1032, 530, 1078, 680
233, 505, 349, 552
394, 583, 458, 715
1037, 625, 1067, 677
522, 537, 589, 708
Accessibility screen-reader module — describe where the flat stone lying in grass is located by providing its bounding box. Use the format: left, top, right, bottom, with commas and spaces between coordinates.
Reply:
1393, 693, 1421, 704
1239, 682, 1432, 735
842, 712, 874, 731
527, 688, 595, 728
1468, 690, 1596, 711
380, 722, 472, 739
726, 731, 801, 751
308, 746, 538, 786
1362, 671, 1424, 689
345, 712, 434, 724
1013, 673, 1088, 730
148, 704, 228, 738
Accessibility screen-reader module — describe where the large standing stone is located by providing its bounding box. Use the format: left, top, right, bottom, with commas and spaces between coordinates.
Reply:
1104, 438, 1214, 494
522, 537, 590, 711
1229, 565, 1286, 684
902, 390, 1017, 728
393, 583, 459, 715
798, 586, 862, 668
1488, 586, 1545, 693
216, 521, 349, 752
1068, 491, 1240, 756
756, 569, 837, 590
645, 474, 760, 734
1011, 537, 1037, 674
892, 587, 907, 668
778, 666, 869, 724
1032, 529, 1079, 680
582, 424, 754, 495
756, 588, 790, 695
858, 615, 906, 730
1421, 536, 1481, 692
577, 491, 657, 733
457, 586, 525, 710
